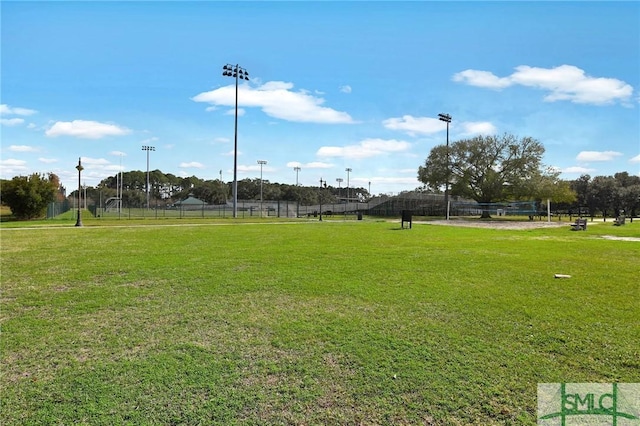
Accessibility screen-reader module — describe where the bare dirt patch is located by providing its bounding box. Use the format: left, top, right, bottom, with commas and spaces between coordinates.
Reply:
600, 235, 640, 242
422, 219, 567, 230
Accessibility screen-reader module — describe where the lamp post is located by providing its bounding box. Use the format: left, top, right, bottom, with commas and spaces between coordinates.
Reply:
258, 160, 267, 217
438, 113, 452, 220
223, 63, 250, 218
345, 168, 352, 200
75, 157, 83, 227
294, 166, 301, 186
336, 178, 343, 200
142, 145, 155, 209
319, 178, 326, 221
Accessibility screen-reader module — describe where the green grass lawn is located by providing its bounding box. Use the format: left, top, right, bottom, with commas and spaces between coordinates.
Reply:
1, 220, 639, 425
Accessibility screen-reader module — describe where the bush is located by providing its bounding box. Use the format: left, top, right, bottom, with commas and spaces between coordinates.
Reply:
1, 173, 59, 219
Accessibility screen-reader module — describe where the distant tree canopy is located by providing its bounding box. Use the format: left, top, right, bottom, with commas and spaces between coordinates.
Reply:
94, 171, 371, 206
1, 173, 60, 219
570, 172, 640, 218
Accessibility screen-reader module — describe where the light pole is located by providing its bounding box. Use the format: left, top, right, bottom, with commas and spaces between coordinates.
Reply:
142, 145, 155, 209
336, 178, 343, 200
438, 113, 452, 220
319, 178, 326, 221
223, 63, 249, 218
75, 157, 83, 227
294, 166, 301, 186
345, 168, 352, 212
258, 160, 267, 217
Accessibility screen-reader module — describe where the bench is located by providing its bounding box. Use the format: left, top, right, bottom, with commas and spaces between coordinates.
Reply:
570, 218, 587, 231
613, 215, 626, 226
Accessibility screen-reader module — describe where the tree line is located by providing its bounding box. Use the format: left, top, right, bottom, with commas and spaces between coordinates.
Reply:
75, 172, 372, 208
2, 132, 638, 219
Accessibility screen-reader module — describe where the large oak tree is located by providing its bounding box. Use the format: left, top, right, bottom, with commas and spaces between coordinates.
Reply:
418, 133, 546, 217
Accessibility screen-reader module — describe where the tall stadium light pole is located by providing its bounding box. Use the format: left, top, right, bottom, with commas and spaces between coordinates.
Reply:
75, 157, 84, 227
336, 177, 343, 200
142, 145, 155, 209
294, 166, 301, 186
223, 64, 250, 218
438, 113, 452, 220
258, 160, 267, 217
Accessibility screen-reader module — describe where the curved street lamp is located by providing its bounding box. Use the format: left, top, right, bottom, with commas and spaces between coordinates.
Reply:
223, 63, 250, 218
319, 178, 326, 221
75, 158, 84, 227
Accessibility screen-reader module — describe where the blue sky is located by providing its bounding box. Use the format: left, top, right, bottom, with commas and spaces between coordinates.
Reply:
1, 1, 639, 195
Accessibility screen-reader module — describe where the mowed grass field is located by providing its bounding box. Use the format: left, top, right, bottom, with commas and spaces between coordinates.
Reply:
1, 219, 639, 425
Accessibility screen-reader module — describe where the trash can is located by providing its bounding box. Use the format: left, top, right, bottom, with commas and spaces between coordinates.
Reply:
357, 212, 363, 220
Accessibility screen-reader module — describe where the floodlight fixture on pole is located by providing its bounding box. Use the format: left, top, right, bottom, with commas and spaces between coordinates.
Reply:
142, 145, 155, 209
294, 166, 301, 186
75, 157, 84, 227
222, 63, 250, 218
319, 178, 326, 221
438, 113, 452, 220
258, 160, 267, 216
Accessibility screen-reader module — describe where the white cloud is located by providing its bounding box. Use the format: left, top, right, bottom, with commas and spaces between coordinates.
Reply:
46, 120, 131, 139
576, 151, 623, 162
214, 137, 230, 143
225, 108, 245, 116
317, 138, 411, 159
453, 65, 634, 105
452, 70, 512, 89
562, 166, 597, 174
0, 158, 27, 167
192, 81, 355, 124
365, 176, 420, 185
382, 115, 442, 136
140, 137, 158, 144
0, 159, 29, 176
39, 158, 58, 164
0, 104, 38, 116
223, 150, 243, 157
110, 151, 127, 157
27, 123, 37, 129
179, 162, 205, 168
238, 164, 275, 173
9, 145, 37, 152
1, 118, 25, 126
286, 161, 333, 169
459, 121, 498, 136
629, 154, 640, 163
81, 157, 111, 165
339, 85, 352, 94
